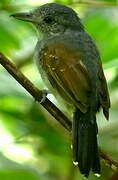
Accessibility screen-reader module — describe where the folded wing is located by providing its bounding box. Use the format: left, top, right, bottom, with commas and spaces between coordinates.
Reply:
41, 42, 91, 113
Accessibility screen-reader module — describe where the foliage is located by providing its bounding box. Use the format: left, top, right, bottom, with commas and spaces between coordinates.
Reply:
0, 0, 118, 180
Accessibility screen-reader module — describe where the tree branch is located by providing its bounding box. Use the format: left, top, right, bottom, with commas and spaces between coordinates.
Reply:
0, 52, 71, 131
108, 170, 118, 180
99, 149, 118, 170
0, 52, 118, 169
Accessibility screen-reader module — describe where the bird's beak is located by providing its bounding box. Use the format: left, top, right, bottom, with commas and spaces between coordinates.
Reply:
10, 12, 33, 23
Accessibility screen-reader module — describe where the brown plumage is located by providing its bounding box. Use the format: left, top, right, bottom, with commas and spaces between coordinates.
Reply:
11, 3, 110, 177
38, 41, 110, 116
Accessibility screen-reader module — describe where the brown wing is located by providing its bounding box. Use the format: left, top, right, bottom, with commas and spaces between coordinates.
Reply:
98, 61, 110, 120
41, 42, 91, 113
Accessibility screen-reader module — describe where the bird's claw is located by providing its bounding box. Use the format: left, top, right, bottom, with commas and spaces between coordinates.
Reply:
40, 89, 49, 103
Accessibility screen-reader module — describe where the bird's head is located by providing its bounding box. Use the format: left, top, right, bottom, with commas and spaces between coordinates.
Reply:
11, 3, 84, 36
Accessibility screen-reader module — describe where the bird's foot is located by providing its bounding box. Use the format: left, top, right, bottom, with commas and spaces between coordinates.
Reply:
40, 89, 49, 103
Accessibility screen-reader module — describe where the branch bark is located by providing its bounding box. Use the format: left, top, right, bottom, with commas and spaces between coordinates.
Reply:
108, 170, 118, 180
0, 52, 71, 131
0, 52, 118, 170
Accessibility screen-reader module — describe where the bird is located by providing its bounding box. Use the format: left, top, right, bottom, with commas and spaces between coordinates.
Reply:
11, 3, 110, 177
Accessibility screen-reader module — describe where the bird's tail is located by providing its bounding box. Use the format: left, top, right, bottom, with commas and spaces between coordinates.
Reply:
72, 108, 100, 177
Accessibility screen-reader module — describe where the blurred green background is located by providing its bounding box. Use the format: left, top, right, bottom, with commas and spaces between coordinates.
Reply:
0, 0, 118, 179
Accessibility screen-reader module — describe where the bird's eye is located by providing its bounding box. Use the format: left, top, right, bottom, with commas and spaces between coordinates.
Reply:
43, 16, 53, 23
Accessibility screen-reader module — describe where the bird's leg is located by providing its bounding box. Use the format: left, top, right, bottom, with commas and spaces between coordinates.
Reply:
40, 89, 50, 103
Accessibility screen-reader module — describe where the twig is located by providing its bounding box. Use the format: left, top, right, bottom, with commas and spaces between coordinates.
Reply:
0, 52, 71, 131
0, 52, 118, 169
108, 170, 118, 180
99, 149, 118, 169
